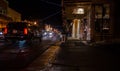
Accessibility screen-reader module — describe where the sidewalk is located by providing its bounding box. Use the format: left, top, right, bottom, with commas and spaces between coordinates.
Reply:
21, 41, 61, 71
48, 40, 120, 71
21, 39, 120, 71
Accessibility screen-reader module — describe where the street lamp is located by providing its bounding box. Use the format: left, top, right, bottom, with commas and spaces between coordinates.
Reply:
34, 22, 37, 25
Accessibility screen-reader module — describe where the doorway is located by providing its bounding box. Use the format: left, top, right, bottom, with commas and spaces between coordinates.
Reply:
72, 4, 91, 41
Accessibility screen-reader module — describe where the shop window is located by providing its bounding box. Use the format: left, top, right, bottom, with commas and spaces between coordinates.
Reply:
94, 4, 110, 34
0, 9, 6, 15
73, 8, 84, 14
0, 7, 2, 14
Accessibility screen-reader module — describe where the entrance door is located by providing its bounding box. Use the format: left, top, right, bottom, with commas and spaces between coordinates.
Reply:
72, 4, 91, 41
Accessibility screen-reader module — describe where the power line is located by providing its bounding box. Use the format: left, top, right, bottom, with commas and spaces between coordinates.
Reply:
40, 0, 62, 7
39, 0, 62, 22
42, 10, 61, 21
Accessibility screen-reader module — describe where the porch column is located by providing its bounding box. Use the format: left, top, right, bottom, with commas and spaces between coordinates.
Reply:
72, 21, 75, 38
77, 19, 80, 39
72, 19, 80, 39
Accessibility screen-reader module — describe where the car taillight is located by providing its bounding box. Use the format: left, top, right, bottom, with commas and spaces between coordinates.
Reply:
4, 28, 7, 34
24, 28, 28, 35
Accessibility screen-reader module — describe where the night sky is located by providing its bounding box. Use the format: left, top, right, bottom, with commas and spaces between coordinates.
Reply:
7, 0, 62, 26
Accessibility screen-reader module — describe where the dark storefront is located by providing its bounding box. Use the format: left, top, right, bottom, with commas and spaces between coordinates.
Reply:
62, 0, 116, 41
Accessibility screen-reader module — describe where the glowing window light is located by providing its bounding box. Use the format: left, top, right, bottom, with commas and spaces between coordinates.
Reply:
77, 8, 84, 14
34, 22, 37, 25
73, 8, 84, 14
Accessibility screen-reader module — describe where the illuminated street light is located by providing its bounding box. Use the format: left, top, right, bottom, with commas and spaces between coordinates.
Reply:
77, 8, 84, 14
34, 22, 37, 25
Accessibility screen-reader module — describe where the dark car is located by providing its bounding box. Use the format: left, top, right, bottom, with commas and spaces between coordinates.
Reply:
0, 30, 4, 39
4, 22, 34, 40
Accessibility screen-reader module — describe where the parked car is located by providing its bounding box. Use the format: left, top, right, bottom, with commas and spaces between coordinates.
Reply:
0, 30, 4, 39
4, 22, 34, 41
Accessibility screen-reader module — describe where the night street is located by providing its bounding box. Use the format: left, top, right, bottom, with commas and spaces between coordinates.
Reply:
1, 39, 118, 71
0, 39, 56, 71
1, 0, 120, 71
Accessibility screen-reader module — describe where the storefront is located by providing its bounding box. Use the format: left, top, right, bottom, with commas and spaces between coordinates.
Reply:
62, 0, 114, 41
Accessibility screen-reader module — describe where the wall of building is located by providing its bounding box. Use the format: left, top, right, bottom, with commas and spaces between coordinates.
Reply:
0, 0, 10, 28
7, 7, 21, 22
112, 0, 120, 39
0, 0, 22, 28
0, 0, 8, 11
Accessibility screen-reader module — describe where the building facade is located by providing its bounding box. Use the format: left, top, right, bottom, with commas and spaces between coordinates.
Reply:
0, 0, 12, 28
0, 0, 21, 29
62, 0, 115, 41
7, 7, 21, 22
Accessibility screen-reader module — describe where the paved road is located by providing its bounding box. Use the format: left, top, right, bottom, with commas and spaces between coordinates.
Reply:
0, 39, 56, 71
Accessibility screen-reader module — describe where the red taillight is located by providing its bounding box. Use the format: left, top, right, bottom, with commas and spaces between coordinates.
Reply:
4, 28, 7, 34
24, 28, 28, 35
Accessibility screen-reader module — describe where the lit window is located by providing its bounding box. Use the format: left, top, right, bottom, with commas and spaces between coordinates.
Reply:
73, 8, 84, 14
77, 8, 84, 14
